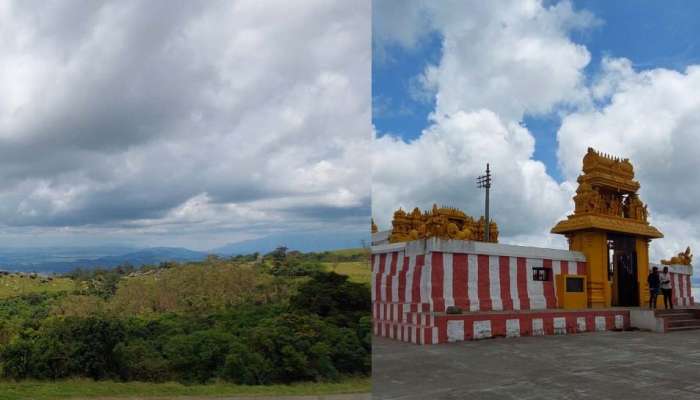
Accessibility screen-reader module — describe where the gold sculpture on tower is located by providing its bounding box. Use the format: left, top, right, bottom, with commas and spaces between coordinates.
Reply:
552, 147, 662, 238
388, 204, 498, 243
661, 247, 692, 265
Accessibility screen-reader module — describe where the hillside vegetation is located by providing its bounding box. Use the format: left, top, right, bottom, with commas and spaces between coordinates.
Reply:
0, 274, 75, 299
0, 248, 371, 390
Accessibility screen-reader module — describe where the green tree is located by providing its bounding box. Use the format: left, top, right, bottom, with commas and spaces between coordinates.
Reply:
163, 330, 235, 383
290, 272, 370, 328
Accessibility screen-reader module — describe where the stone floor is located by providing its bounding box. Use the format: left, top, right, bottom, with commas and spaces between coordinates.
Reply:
74, 396, 370, 400
373, 330, 700, 399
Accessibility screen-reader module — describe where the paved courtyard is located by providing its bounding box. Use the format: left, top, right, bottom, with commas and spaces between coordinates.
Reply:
373, 330, 700, 399
72, 396, 370, 400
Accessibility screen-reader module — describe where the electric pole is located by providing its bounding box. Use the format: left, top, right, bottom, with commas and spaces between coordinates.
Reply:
477, 163, 492, 242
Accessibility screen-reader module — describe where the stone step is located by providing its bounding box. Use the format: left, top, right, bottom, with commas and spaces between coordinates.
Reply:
667, 319, 700, 327
663, 313, 696, 320
656, 308, 695, 313
667, 324, 700, 332
656, 310, 696, 317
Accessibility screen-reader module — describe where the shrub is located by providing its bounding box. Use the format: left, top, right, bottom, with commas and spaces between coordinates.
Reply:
1, 316, 126, 380
246, 313, 341, 383
290, 272, 370, 328
114, 339, 170, 381
163, 330, 235, 383
223, 341, 274, 385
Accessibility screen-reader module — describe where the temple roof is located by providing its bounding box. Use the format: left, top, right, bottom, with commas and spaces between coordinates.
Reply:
551, 215, 663, 238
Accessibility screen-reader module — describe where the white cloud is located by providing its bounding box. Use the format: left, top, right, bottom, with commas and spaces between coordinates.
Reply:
373, 0, 591, 244
558, 61, 700, 261
373, 109, 574, 243
0, 0, 370, 249
374, 0, 597, 120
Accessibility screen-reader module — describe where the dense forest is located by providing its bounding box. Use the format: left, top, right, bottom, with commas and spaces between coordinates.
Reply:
0, 248, 371, 384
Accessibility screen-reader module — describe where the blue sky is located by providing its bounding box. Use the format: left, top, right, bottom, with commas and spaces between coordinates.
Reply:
373, 0, 700, 183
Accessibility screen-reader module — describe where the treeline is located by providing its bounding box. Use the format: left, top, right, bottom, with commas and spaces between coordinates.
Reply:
230, 246, 369, 264
0, 255, 371, 384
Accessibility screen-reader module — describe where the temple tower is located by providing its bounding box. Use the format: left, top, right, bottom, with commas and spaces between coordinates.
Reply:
552, 148, 662, 308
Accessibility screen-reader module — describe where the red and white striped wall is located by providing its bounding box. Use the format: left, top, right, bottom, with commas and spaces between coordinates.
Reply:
650, 263, 695, 307
372, 310, 630, 344
372, 239, 587, 315
372, 238, 694, 344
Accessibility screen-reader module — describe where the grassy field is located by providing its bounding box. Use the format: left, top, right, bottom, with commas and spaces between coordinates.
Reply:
307, 247, 370, 285
0, 377, 370, 400
0, 275, 75, 299
324, 261, 370, 285
325, 248, 368, 258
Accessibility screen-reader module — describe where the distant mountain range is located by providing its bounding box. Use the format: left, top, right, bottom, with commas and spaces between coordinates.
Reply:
212, 231, 369, 255
0, 230, 369, 274
0, 246, 207, 274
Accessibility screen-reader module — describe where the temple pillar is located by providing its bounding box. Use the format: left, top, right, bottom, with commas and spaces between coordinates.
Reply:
636, 238, 650, 308
568, 231, 609, 308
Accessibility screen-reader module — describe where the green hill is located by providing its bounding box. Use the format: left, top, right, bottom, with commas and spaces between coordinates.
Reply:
0, 251, 371, 395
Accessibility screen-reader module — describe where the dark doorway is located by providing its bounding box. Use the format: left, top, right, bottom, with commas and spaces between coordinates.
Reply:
608, 234, 639, 307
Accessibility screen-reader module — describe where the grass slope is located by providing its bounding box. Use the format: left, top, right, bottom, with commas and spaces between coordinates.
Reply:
0, 378, 370, 400
324, 262, 370, 285
0, 275, 75, 299
322, 248, 370, 285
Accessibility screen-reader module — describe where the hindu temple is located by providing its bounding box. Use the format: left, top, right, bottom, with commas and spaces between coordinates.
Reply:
371, 148, 696, 344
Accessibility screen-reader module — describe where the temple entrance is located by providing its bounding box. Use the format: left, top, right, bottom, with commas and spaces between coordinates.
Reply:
552, 148, 663, 308
608, 234, 639, 307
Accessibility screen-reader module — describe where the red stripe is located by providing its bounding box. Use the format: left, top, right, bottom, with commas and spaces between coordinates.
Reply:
516, 257, 530, 310
543, 259, 556, 308
412, 255, 424, 304
499, 256, 513, 310
477, 255, 492, 311
375, 254, 386, 302
431, 252, 445, 312
565, 314, 577, 333
560, 260, 569, 276
386, 252, 398, 302
453, 254, 468, 310
436, 318, 447, 344
671, 272, 677, 306
398, 255, 409, 303
464, 317, 474, 340
491, 315, 506, 337
543, 316, 554, 335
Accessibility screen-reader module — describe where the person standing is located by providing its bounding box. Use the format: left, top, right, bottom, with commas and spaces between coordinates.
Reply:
659, 266, 673, 309
647, 266, 660, 309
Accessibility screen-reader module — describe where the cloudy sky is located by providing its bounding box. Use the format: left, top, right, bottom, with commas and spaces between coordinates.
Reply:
0, 0, 370, 250
373, 0, 700, 263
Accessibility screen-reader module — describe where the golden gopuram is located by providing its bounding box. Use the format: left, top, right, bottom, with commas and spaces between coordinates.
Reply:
552, 147, 663, 308
388, 204, 498, 244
